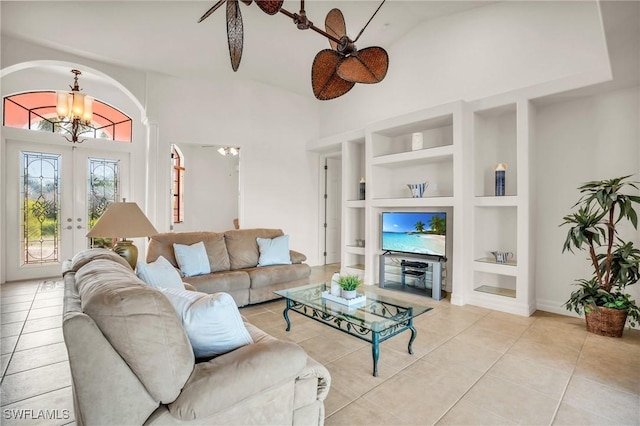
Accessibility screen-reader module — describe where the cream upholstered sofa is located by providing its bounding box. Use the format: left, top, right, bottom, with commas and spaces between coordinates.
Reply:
62, 249, 330, 426
146, 229, 311, 306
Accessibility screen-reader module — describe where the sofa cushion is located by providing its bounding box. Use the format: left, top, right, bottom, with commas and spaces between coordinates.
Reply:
224, 229, 284, 270
173, 242, 212, 277
75, 258, 194, 404
245, 263, 312, 289
183, 270, 250, 294
136, 256, 184, 290
257, 235, 292, 266
147, 232, 230, 273
160, 288, 253, 358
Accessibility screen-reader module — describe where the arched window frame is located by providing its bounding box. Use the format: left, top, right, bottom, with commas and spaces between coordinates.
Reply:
3, 91, 133, 142
171, 145, 185, 224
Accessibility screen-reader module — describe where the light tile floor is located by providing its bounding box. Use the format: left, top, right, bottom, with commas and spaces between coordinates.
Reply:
1, 266, 639, 425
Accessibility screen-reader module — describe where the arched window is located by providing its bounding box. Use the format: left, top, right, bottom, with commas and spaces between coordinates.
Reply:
172, 145, 185, 223
3, 91, 132, 142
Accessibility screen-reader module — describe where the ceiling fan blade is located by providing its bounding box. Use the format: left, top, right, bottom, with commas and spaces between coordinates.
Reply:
240, 0, 253, 5
256, 0, 283, 15
198, 0, 226, 23
325, 8, 346, 51
227, 0, 244, 71
312, 49, 355, 100
337, 46, 388, 84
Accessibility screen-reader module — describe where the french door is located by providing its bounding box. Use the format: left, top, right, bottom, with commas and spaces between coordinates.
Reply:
5, 140, 129, 281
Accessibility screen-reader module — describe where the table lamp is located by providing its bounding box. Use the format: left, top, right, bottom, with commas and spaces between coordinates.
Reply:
85, 200, 158, 269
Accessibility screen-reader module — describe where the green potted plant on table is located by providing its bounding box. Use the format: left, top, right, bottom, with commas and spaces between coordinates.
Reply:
338, 275, 362, 300
561, 175, 640, 337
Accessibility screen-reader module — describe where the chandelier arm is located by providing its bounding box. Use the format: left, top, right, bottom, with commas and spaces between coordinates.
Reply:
279, 7, 342, 45
353, 0, 386, 43
198, 0, 226, 23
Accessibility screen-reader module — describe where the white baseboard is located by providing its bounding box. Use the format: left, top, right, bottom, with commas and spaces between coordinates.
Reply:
536, 298, 581, 318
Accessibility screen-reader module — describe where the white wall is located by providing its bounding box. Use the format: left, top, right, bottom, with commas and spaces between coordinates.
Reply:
534, 87, 640, 314
318, 0, 610, 137
172, 145, 239, 233
145, 73, 322, 263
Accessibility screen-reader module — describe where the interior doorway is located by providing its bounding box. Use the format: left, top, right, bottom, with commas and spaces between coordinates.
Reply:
171, 144, 240, 232
322, 155, 342, 265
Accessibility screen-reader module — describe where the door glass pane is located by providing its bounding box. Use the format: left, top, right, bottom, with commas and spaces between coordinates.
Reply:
21, 151, 61, 265
87, 157, 120, 248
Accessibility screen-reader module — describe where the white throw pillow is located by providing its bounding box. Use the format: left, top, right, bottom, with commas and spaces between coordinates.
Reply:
160, 288, 253, 358
257, 235, 292, 266
173, 241, 211, 277
136, 256, 184, 290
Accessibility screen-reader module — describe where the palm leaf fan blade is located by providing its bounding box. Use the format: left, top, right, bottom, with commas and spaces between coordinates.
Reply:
198, 0, 225, 23
325, 8, 346, 51
312, 49, 355, 100
226, 0, 244, 71
337, 47, 389, 83
256, 0, 283, 15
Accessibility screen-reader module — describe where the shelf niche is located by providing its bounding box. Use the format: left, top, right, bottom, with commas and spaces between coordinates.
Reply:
474, 206, 517, 262
474, 104, 517, 197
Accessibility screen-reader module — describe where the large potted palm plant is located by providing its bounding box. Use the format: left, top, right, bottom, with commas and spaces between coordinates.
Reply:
561, 175, 640, 337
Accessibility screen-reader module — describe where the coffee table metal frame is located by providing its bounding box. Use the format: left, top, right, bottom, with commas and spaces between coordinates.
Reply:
275, 283, 432, 377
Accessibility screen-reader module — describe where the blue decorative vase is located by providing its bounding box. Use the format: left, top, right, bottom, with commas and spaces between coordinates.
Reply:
495, 163, 506, 196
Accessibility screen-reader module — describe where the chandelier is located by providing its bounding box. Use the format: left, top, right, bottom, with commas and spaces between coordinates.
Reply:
56, 69, 94, 143
217, 147, 239, 156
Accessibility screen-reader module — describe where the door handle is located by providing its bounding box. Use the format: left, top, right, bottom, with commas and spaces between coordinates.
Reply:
77, 225, 85, 230
66, 226, 73, 230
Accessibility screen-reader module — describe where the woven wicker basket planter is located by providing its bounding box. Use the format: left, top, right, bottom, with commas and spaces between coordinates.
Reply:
584, 306, 628, 338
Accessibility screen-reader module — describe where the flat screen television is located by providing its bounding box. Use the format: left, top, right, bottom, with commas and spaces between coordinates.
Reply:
381, 212, 447, 258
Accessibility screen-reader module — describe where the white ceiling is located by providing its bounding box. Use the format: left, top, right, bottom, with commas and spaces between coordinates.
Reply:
1, 1, 492, 97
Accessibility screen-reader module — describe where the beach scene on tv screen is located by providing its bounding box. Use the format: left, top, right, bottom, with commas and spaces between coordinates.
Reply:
382, 212, 446, 256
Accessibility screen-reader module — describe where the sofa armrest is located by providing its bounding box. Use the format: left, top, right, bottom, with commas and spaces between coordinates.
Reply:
296, 356, 331, 404
290, 250, 307, 264
168, 339, 308, 420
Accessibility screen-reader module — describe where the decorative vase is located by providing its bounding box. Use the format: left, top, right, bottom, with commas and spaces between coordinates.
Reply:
407, 182, 428, 198
411, 132, 423, 151
495, 163, 506, 196
330, 273, 342, 297
341, 289, 357, 300
584, 305, 628, 338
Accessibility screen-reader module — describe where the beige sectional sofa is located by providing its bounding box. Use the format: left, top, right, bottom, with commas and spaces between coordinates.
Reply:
146, 228, 311, 306
62, 249, 330, 425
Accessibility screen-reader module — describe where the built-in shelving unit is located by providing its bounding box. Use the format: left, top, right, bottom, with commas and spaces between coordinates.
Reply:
342, 133, 367, 279
466, 100, 535, 316
363, 102, 464, 299
308, 97, 536, 316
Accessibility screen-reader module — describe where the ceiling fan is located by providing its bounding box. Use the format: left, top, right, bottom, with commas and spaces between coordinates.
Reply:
198, 0, 389, 100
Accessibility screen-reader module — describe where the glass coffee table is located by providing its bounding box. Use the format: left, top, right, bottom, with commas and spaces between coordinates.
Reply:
274, 283, 432, 377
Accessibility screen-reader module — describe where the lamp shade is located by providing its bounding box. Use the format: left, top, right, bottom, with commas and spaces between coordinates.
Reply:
86, 202, 158, 239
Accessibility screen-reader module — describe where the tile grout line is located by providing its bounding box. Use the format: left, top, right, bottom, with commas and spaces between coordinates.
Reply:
331, 308, 495, 424
0, 282, 42, 386
324, 307, 486, 422
547, 329, 589, 426
430, 314, 538, 425
0, 384, 73, 409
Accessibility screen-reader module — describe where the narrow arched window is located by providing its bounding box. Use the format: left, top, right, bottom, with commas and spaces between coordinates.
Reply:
3, 91, 132, 142
171, 145, 185, 223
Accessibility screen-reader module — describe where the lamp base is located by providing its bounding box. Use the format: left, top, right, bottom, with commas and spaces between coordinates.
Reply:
113, 239, 138, 270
